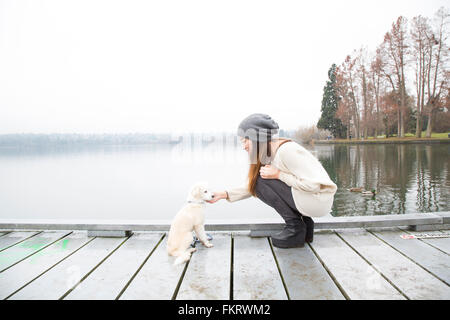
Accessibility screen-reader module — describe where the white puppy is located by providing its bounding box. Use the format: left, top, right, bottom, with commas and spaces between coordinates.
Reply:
167, 182, 214, 265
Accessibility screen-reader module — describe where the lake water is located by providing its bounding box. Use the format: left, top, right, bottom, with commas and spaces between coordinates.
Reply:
0, 141, 448, 223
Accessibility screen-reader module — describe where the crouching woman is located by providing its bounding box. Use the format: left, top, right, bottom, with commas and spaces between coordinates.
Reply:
207, 113, 338, 248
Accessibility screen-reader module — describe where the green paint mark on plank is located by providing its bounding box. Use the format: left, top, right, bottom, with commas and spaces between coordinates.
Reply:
28, 238, 71, 264
19, 240, 48, 250
61, 239, 69, 250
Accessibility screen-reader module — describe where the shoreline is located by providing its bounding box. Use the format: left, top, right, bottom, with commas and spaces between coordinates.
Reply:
314, 138, 450, 144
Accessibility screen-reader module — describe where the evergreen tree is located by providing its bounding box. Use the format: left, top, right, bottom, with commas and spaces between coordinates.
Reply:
317, 64, 347, 138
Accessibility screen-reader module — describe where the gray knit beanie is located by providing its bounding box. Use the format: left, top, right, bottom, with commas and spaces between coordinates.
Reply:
237, 113, 279, 142
237, 113, 279, 159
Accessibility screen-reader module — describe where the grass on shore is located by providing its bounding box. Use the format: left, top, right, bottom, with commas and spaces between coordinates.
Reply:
403, 132, 449, 139
331, 131, 449, 142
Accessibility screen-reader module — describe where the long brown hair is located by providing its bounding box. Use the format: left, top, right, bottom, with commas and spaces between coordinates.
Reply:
248, 157, 263, 197
247, 138, 292, 196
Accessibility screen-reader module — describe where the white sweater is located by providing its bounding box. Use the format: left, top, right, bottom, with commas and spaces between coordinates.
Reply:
225, 141, 337, 217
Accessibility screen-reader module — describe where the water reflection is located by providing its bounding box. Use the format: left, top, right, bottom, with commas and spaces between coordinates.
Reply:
314, 144, 450, 216
0, 142, 448, 220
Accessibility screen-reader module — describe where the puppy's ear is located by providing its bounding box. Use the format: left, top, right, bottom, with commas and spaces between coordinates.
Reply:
190, 185, 203, 200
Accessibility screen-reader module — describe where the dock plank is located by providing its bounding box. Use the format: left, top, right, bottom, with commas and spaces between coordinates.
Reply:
119, 236, 186, 300
337, 229, 450, 300
8, 236, 126, 300
176, 233, 231, 300
0, 232, 93, 299
0, 227, 448, 300
398, 228, 450, 254
314, 212, 443, 229
421, 237, 450, 254
64, 233, 163, 300
310, 232, 405, 300
272, 244, 345, 300
0, 231, 40, 252
2, 212, 447, 232
402, 230, 450, 254
370, 228, 450, 285
0, 231, 70, 272
233, 235, 287, 300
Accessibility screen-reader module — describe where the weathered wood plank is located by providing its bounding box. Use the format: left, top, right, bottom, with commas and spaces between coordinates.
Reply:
337, 229, 450, 300
233, 235, 287, 300
398, 227, 447, 236
421, 237, 450, 254
409, 224, 450, 231
272, 244, 345, 300
0, 231, 70, 272
1, 212, 447, 232
8, 236, 126, 300
0, 232, 93, 299
370, 228, 450, 285
0, 231, 40, 252
314, 213, 443, 229
64, 233, 163, 300
402, 229, 450, 254
435, 212, 450, 224
87, 230, 132, 237
176, 233, 231, 300
310, 231, 405, 300
119, 236, 186, 300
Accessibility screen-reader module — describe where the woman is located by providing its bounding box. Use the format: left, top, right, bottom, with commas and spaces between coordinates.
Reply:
207, 113, 338, 248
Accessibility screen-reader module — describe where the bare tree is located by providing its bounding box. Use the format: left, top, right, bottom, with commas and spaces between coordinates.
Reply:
334, 10, 449, 139
424, 7, 449, 137
335, 66, 353, 139
341, 55, 361, 138
370, 49, 384, 137
355, 47, 371, 139
381, 16, 409, 138
380, 91, 399, 138
410, 15, 432, 137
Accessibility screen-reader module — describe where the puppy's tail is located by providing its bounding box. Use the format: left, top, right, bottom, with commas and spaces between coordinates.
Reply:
173, 250, 193, 266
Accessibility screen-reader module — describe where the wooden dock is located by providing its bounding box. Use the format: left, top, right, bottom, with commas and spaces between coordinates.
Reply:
0, 226, 449, 300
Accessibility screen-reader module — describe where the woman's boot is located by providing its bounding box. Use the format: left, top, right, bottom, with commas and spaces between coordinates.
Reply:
302, 216, 314, 243
271, 218, 306, 248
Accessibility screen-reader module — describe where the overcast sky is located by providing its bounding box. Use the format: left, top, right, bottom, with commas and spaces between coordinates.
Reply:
0, 0, 448, 134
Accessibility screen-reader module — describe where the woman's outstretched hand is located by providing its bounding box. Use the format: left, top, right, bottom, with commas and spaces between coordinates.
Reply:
206, 191, 228, 204
259, 164, 280, 179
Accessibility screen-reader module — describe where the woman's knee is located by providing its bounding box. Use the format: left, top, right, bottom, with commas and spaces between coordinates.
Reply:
255, 175, 289, 194
255, 176, 298, 212
255, 176, 275, 197
255, 177, 277, 201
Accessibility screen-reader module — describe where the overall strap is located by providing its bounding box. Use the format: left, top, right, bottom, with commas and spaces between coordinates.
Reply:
277, 139, 293, 148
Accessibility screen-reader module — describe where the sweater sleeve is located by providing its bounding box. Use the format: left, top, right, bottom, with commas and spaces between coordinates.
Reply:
277, 146, 337, 194
225, 182, 252, 202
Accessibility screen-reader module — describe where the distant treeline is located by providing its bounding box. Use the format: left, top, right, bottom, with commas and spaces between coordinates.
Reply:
0, 133, 179, 146
0, 130, 296, 147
